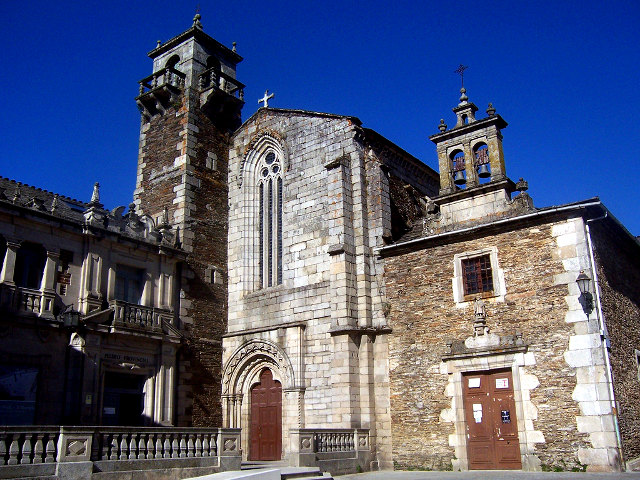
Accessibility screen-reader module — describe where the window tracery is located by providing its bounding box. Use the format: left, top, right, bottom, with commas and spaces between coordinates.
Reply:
257, 151, 283, 288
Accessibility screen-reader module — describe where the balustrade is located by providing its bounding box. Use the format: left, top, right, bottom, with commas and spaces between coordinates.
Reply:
0, 284, 55, 318
138, 67, 186, 95
199, 67, 245, 101
94, 428, 217, 461
109, 299, 170, 330
0, 427, 59, 465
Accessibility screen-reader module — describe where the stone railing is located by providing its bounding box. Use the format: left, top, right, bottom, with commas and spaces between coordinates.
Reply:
199, 67, 245, 101
0, 426, 241, 479
289, 428, 371, 475
0, 284, 55, 319
109, 299, 171, 331
138, 67, 186, 95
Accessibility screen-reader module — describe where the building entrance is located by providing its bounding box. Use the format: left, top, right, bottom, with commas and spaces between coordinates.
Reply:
463, 369, 522, 470
249, 368, 282, 461
102, 372, 145, 426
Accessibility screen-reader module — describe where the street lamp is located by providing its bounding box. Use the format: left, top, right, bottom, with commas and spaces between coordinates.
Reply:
61, 305, 81, 328
576, 270, 594, 315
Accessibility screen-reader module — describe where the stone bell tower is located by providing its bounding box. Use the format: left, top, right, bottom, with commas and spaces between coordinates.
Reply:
133, 15, 245, 426
426, 87, 534, 232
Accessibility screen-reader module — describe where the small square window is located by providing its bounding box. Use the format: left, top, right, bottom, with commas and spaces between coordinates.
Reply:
453, 247, 504, 304
462, 255, 494, 296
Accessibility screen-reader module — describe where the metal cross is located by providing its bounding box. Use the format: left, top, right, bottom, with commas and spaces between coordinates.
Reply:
258, 90, 274, 107
455, 64, 469, 87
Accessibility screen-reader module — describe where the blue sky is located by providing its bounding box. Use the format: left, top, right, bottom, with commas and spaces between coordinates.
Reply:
1, 1, 638, 234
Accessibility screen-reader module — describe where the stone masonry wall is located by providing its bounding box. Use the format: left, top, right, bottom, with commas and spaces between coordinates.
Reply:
383, 218, 592, 470
134, 88, 231, 426
590, 221, 640, 462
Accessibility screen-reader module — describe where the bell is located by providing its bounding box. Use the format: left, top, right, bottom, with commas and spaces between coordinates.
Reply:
477, 163, 491, 178
454, 170, 466, 185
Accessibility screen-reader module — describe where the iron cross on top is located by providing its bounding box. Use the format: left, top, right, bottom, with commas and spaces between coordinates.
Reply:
455, 64, 469, 87
258, 90, 275, 107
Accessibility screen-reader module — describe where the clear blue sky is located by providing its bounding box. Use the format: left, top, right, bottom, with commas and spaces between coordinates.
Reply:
1, 1, 638, 235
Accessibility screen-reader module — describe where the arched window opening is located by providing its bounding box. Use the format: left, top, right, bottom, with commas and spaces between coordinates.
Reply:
14, 242, 46, 289
474, 143, 491, 184
451, 150, 466, 188
257, 151, 283, 288
165, 54, 180, 70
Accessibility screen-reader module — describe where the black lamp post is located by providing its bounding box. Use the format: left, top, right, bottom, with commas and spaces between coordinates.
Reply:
576, 270, 594, 315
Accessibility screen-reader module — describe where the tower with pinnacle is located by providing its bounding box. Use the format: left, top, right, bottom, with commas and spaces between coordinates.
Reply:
133, 15, 245, 425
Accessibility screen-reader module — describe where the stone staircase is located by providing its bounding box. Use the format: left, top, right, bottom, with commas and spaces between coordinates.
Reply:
241, 462, 333, 480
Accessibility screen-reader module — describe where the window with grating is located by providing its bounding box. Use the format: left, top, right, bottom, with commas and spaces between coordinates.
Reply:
257, 151, 283, 288
462, 254, 494, 296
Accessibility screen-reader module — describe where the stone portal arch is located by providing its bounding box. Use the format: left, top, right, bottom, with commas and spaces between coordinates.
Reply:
222, 339, 297, 461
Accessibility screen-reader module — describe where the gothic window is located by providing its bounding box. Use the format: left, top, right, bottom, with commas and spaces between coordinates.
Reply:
257, 151, 283, 288
115, 264, 144, 304
462, 255, 494, 296
14, 242, 46, 289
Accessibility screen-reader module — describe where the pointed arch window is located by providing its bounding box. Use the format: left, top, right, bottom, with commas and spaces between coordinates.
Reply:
257, 151, 283, 288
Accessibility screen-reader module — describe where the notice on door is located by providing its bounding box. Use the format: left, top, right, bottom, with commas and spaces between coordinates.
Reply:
468, 377, 481, 388
472, 403, 482, 423
496, 378, 509, 389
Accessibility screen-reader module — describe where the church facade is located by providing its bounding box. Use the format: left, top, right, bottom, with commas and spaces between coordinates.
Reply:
1, 17, 639, 473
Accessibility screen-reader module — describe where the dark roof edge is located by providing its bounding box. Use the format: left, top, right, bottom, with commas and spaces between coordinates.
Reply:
148, 26, 242, 64
361, 128, 439, 180
0, 176, 86, 206
376, 198, 638, 256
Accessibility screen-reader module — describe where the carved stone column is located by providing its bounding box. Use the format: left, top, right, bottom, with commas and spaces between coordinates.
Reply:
0, 241, 20, 285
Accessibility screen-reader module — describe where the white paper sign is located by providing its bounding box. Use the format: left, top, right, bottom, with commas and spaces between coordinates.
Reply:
103, 407, 116, 415
496, 378, 509, 389
472, 403, 482, 423
468, 378, 481, 388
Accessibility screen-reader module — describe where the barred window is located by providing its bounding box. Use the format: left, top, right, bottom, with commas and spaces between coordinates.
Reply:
462, 255, 494, 296
258, 151, 283, 288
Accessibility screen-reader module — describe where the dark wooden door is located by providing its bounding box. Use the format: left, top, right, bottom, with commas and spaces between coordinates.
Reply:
250, 369, 282, 460
463, 370, 522, 470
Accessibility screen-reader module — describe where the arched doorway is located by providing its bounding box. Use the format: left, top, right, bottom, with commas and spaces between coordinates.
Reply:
249, 368, 282, 460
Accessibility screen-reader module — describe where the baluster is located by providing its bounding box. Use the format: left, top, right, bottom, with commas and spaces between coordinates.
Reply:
171, 436, 179, 458
239, 89, 244, 101
101, 434, 110, 460
0, 434, 6, 465
20, 436, 32, 464
187, 435, 194, 457
146, 435, 154, 459
128, 434, 137, 459
195, 435, 202, 457
137, 435, 145, 459
211, 434, 217, 457
152, 74, 158, 88
109, 435, 118, 460
202, 435, 210, 457
8, 437, 19, 465
44, 438, 56, 463
33, 435, 43, 464
163, 436, 171, 458
155, 436, 162, 459
119, 435, 128, 460
179, 435, 187, 458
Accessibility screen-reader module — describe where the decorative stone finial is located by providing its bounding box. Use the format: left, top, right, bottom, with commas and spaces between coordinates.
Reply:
438, 119, 447, 132
51, 194, 59, 212
516, 178, 529, 192
232, 42, 237, 53
486, 103, 496, 116
12, 185, 21, 204
156, 40, 162, 48
193, 13, 202, 29
90, 182, 101, 205
459, 87, 468, 104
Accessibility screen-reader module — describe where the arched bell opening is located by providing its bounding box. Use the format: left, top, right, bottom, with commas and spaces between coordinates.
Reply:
451, 150, 467, 188
473, 143, 491, 184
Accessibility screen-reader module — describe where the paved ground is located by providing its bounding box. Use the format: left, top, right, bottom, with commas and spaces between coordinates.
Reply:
337, 471, 640, 480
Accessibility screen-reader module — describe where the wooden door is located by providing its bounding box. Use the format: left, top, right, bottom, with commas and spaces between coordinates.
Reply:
249, 369, 282, 460
463, 369, 522, 470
